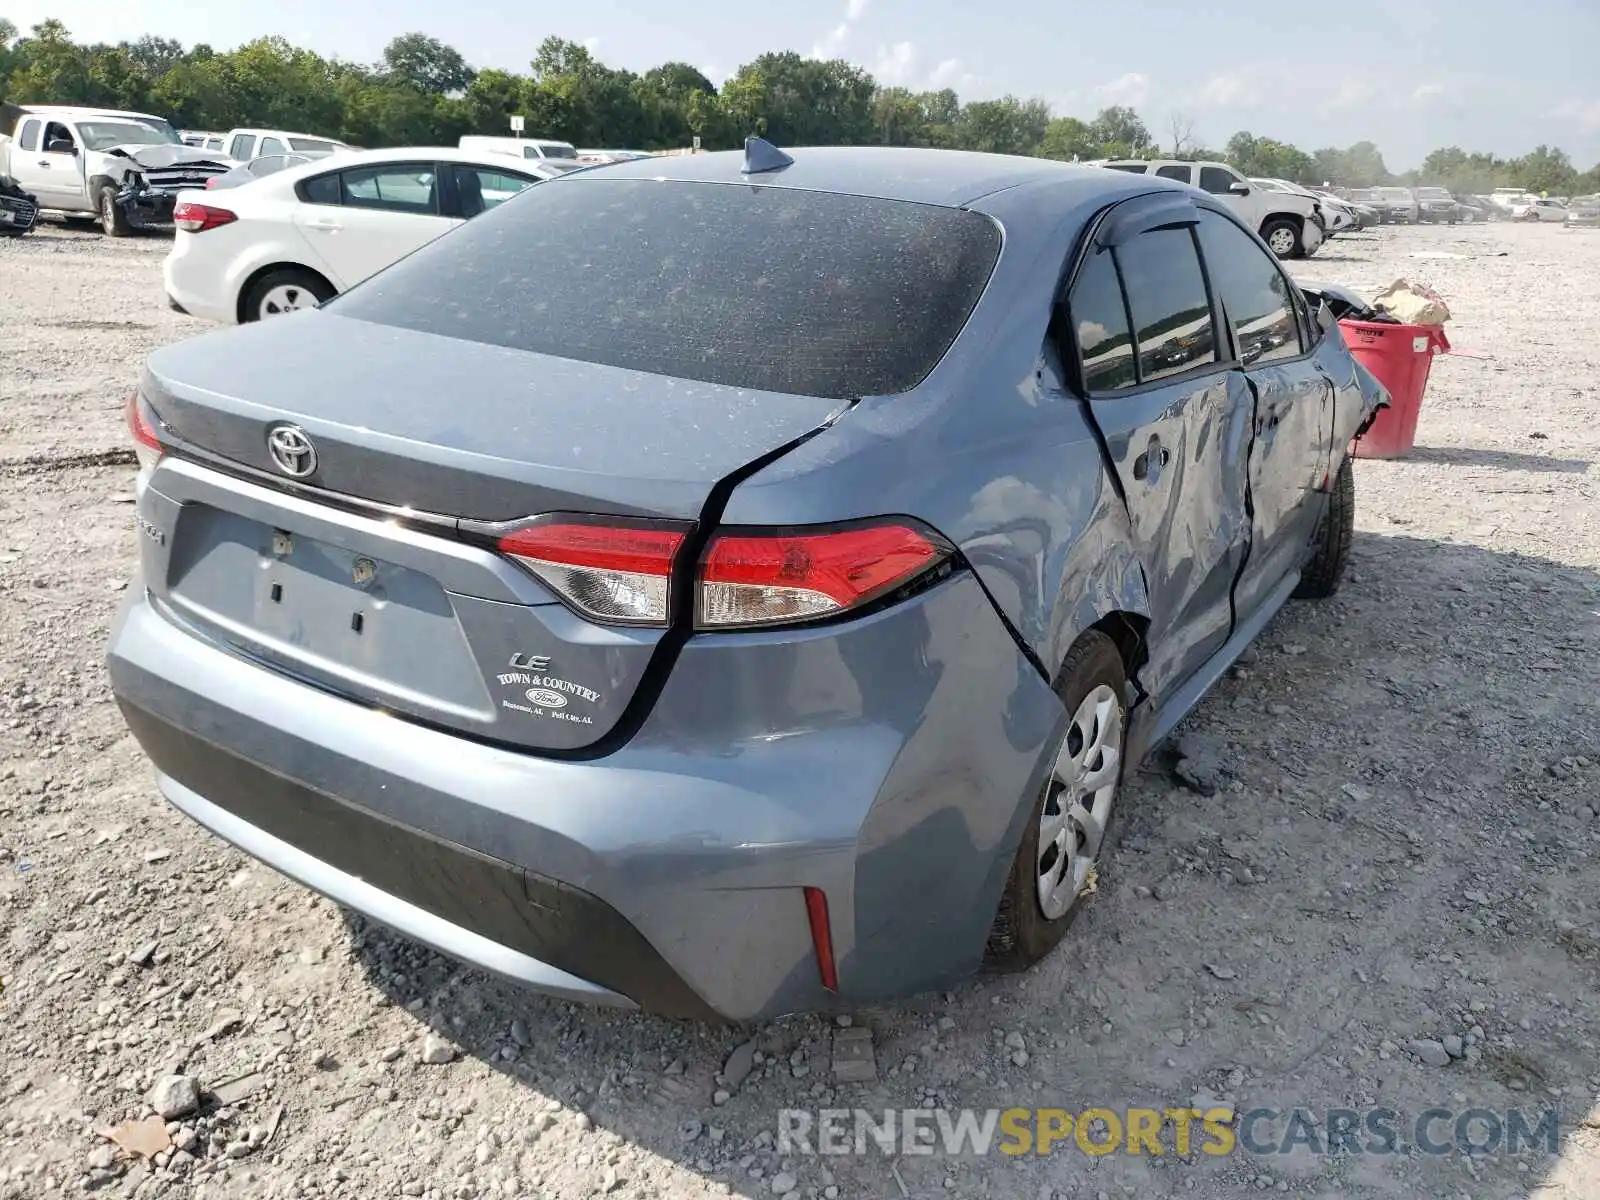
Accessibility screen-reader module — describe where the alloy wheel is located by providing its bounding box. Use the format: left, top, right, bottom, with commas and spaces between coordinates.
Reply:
259, 284, 316, 318
1036, 683, 1124, 920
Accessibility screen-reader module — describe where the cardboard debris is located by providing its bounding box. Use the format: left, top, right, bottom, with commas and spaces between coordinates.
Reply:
1373, 279, 1451, 327
100, 1116, 171, 1159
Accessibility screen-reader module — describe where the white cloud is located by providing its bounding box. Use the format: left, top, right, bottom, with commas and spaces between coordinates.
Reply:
872, 41, 917, 87
582, 36, 601, 54
1553, 97, 1600, 132
846, 0, 870, 19
1096, 72, 1152, 108
1195, 71, 1260, 109
1412, 82, 1444, 103
929, 58, 964, 87
812, 22, 850, 58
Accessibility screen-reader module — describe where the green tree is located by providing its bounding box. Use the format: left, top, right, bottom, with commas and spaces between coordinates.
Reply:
382, 33, 473, 95
956, 96, 1050, 156
1086, 105, 1150, 156
1038, 115, 1094, 161
1512, 145, 1575, 195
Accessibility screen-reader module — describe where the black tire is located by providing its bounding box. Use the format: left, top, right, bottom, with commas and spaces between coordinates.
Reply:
1260, 218, 1302, 260
240, 267, 336, 323
97, 185, 131, 237
985, 632, 1128, 971
1295, 454, 1354, 600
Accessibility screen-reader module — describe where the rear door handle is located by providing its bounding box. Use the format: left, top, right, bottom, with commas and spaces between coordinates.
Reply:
303, 217, 341, 232
37, 161, 51, 168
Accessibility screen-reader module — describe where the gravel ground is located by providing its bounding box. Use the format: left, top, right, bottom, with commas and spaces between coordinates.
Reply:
1, 220, 1598, 1200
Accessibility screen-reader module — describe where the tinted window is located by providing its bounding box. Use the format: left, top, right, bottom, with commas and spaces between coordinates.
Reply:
19, 120, 39, 152
1198, 167, 1239, 195
43, 122, 73, 149
229, 135, 255, 160
342, 164, 438, 214
289, 138, 337, 152
1156, 165, 1190, 182
451, 164, 535, 218
299, 171, 342, 205
260, 137, 285, 156
1068, 247, 1135, 392
205, 136, 224, 150
332, 179, 1002, 400
1196, 211, 1302, 366
1116, 227, 1217, 382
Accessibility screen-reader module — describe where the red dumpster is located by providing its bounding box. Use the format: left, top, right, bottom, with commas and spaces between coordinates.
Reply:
1342, 319, 1451, 460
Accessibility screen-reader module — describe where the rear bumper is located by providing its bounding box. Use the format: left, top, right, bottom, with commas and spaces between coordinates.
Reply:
162, 237, 236, 324
108, 568, 1064, 1021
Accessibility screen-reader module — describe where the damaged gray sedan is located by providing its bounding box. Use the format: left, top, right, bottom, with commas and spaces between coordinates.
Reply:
109, 145, 1386, 1020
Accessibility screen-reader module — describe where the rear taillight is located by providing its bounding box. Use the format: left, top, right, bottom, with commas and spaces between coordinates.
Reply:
125, 391, 163, 472
497, 521, 688, 626
495, 517, 951, 630
204, 177, 219, 189
696, 522, 948, 629
172, 201, 236, 233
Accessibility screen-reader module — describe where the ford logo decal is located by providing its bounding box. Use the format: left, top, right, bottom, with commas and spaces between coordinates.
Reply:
526, 687, 567, 709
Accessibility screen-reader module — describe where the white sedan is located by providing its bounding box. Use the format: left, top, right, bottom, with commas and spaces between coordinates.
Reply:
164, 146, 567, 324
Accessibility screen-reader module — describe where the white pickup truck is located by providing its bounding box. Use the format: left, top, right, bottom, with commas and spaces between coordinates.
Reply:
1093, 158, 1326, 259
0, 103, 233, 235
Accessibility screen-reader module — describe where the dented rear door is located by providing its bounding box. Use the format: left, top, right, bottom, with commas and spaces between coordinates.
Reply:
1065, 214, 1252, 705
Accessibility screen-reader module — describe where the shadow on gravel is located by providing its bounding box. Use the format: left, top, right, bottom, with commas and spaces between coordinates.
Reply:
336, 527, 1600, 1200
1409, 444, 1592, 473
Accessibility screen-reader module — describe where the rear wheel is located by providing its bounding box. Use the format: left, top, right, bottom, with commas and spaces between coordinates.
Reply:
1294, 455, 1355, 600
1260, 218, 1301, 259
242, 268, 335, 322
985, 632, 1127, 970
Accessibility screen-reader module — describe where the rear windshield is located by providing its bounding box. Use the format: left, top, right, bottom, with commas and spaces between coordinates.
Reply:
288, 137, 337, 153
330, 178, 1002, 399
531, 143, 578, 159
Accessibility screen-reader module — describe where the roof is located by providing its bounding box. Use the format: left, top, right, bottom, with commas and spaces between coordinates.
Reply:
226, 128, 347, 142
4, 103, 166, 124
569, 145, 1170, 208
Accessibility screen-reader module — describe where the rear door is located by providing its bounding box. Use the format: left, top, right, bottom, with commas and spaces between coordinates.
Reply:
1064, 199, 1253, 702
291, 160, 458, 288
23, 120, 84, 208
1194, 209, 1333, 619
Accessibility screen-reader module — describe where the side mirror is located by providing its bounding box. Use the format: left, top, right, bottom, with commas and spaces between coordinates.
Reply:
46, 139, 77, 155
1228, 181, 1251, 196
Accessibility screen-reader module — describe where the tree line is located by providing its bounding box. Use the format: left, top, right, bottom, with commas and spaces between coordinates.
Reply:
3, 19, 1596, 196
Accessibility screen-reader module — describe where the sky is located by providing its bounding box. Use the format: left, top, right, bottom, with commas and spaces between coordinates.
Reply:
8, 0, 1598, 170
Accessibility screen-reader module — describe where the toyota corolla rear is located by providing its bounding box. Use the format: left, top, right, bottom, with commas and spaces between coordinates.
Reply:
107, 169, 1065, 1020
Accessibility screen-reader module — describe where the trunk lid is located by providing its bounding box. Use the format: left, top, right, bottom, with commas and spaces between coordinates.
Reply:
138, 313, 845, 752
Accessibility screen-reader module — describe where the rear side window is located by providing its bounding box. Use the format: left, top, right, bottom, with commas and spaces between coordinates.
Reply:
341, 164, 438, 214
1198, 167, 1238, 194
1116, 226, 1217, 382
1156, 165, 1190, 182
1067, 247, 1135, 392
260, 136, 285, 156
300, 171, 342, 205
229, 134, 255, 160
330, 179, 1002, 400
1195, 211, 1302, 365
19, 119, 39, 152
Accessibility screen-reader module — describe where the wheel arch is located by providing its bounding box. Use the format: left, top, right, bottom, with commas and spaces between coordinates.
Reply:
235, 262, 337, 324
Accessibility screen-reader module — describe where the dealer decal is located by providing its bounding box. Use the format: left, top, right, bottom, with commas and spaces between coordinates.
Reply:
495, 669, 600, 724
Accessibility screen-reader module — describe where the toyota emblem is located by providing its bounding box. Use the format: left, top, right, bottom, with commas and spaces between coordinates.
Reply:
266, 424, 317, 478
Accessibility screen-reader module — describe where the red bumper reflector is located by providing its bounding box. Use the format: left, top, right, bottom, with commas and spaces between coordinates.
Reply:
803, 886, 839, 992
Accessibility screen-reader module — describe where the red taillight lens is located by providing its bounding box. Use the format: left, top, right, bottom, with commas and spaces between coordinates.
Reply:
125, 391, 163, 471
172, 201, 236, 233
697, 523, 946, 628
497, 521, 688, 626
